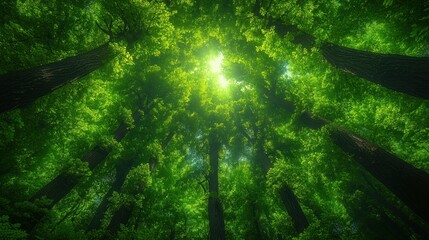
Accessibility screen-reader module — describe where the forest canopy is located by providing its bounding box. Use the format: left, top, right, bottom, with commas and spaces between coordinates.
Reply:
0, 0, 428, 239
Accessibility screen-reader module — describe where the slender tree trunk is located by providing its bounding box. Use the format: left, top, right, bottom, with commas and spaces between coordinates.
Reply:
277, 185, 309, 233
250, 202, 263, 240
321, 43, 429, 99
105, 205, 133, 237
208, 131, 226, 240
0, 43, 115, 113
256, 145, 309, 233
103, 130, 175, 237
264, 88, 429, 223
86, 159, 135, 232
30, 111, 140, 207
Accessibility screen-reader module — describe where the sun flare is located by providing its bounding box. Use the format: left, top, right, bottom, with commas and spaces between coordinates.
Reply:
209, 53, 224, 73
209, 53, 229, 88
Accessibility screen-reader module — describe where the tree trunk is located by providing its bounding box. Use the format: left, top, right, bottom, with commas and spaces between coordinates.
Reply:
250, 202, 264, 240
256, 144, 309, 233
0, 43, 115, 113
259, 7, 429, 100
208, 131, 226, 240
86, 159, 135, 232
330, 128, 429, 223
30, 111, 140, 207
102, 130, 175, 237
278, 185, 309, 233
264, 88, 429, 223
105, 205, 133, 238
322, 43, 429, 100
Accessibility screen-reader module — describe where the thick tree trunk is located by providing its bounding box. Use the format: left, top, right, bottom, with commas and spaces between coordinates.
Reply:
0, 43, 115, 113
256, 2, 429, 100
30, 111, 140, 207
86, 159, 135, 232
330, 129, 429, 223
264, 88, 429, 223
208, 132, 226, 240
322, 43, 429, 100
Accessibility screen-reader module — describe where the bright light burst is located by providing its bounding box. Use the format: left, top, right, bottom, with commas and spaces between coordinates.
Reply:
209, 53, 229, 88
209, 53, 224, 73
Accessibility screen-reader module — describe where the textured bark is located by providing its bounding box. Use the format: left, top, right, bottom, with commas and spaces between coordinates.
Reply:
265, 88, 429, 223
254, 0, 429, 100
86, 159, 135, 232
208, 132, 226, 240
0, 43, 115, 113
330, 129, 429, 223
322, 43, 429, 99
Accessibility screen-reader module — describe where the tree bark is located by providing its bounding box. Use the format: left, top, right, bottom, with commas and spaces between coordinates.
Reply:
330, 128, 429, 223
208, 131, 226, 240
321, 43, 429, 100
86, 159, 135, 232
255, 1, 429, 100
264, 88, 429, 223
0, 43, 115, 113
256, 144, 309, 233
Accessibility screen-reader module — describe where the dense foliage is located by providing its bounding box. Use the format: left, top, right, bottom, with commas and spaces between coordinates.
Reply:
0, 0, 428, 239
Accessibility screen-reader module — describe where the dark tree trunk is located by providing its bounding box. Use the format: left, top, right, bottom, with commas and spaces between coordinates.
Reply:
250, 202, 264, 240
264, 88, 429, 223
257, 4, 429, 100
0, 43, 115, 113
322, 43, 429, 100
364, 177, 429, 238
102, 130, 175, 237
330, 129, 429, 223
86, 159, 135, 232
30, 111, 140, 207
208, 132, 226, 240
256, 145, 309, 233
278, 186, 309, 233
105, 205, 133, 237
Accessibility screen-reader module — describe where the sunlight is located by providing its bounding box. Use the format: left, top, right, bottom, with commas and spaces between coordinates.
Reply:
209, 52, 229, 89
218, 75, 229, 88
209, 53, 224, 73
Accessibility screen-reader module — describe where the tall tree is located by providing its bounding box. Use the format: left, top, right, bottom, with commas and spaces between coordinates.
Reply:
0, 43, 116, 113
30, 110, 141, 207
102, 129, 175, 238
0, 0, 173, 113
241, 122, 309, 233
207, 130, 226, 240
251, 0, 429, 99
85, 158, 135, 232
263, 87, 429, 223
321, 43, 429, 100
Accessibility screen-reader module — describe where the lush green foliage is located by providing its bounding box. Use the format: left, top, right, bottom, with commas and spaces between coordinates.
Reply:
0, 0, 428, 239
